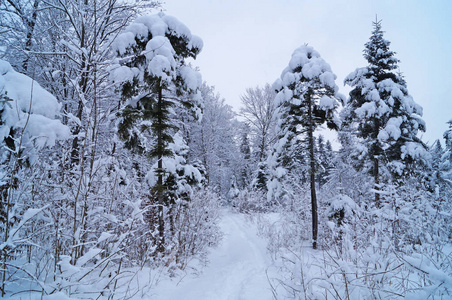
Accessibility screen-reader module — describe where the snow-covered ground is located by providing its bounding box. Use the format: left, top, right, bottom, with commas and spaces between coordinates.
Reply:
151, 211, 274, 300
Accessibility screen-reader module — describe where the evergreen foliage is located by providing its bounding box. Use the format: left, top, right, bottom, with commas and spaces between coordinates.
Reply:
268, 45, 343, 248
344, 20, 428, 206
112, 12, 204, 253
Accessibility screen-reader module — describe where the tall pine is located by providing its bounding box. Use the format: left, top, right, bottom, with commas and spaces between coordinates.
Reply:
268, 45, 342, 249
111, 12, 203, 253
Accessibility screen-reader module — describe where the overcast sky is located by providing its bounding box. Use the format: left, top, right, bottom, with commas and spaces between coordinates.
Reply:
163, 0, 452, 145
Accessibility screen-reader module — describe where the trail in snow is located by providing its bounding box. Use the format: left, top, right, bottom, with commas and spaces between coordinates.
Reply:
152, 211, 274, 300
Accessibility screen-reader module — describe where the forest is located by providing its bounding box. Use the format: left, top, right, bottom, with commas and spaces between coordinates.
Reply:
0, 0, 451, 299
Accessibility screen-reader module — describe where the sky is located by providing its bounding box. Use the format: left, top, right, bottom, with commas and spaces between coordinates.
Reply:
163, 0, 452, 145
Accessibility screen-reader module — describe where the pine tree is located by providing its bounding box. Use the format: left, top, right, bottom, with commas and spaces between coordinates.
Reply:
344, 20, 428, 207
268, 45, 343, 249
111, 12, 203, 253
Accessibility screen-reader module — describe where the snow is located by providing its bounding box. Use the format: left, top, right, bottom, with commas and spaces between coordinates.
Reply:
97, 232, 114, 243
0, 59, 12, 74
319, 95, 337, 110
319, 71, 337, 89
180, 66, 202, 91
152, 211, 274, 300
355, 101, 376, 118
2, 63, 61, 118
112, 12, 202, 87
110, 65, 137, 84
146, 131, 203, 193
401, 141, 430, 161
282, 45, 337, 91
367, 89, 380, 102
112, 32, 136, 56
148, 54, 173, 79
282, 71, 296, 86
126, 22, 149, 40
1, 206, 48, 251
145, 36, 175, 63
275, 166, 287, 178
0, 59, 70, 150
378, 117, 402, 142
327, 194, 357, 217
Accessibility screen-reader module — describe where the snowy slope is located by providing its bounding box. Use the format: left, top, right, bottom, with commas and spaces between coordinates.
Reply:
151, 211, 274, 300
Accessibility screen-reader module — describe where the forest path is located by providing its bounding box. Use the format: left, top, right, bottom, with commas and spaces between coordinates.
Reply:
152, 211, 274, 300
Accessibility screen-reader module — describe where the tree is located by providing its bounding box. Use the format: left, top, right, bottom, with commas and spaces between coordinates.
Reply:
189, 83, 240, 197
316, 134, 334, 189
344, 20, 428, 207
0, 0, 41, 73
439, 120, 452, 200
111, 12, 203, 253
238, 123, 252, 188
268, 45, 343, 249
444, 119, 452, 167
240, 83, 277, 162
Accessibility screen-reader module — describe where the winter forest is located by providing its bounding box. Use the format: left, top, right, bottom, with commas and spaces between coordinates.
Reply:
0, 0, 451, 299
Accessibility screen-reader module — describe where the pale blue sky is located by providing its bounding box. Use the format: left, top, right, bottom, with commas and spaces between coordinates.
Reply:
163, 0, 452, 145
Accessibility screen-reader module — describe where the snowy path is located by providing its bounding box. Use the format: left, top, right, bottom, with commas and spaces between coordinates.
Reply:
152, 211, 274, 300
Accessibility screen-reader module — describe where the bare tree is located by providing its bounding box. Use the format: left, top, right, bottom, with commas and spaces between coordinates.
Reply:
240, 83, 277, 162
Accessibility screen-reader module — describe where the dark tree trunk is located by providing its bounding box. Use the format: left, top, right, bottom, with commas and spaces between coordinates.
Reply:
22, 0, 40, 72
307, 92, 318, 249
374, 156, 380, 207
156, 81, 165, 253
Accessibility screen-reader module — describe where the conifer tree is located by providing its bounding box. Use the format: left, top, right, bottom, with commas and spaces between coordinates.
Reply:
268, 45, 342, 249
316, 135, 334, 189
442, 120, 452, 190
444, 119, 452, 165
239, 124, 252, 188
344, 20, 428, 207
111, 12, 203, 253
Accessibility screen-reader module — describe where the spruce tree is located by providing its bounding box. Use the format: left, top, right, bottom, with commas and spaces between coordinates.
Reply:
444, 119, 452, 165
111, 13, 203, 253
268, 45, 343, 249
344, 20, 428, 207
442, 120, 452, 190
239, 126, 252, 189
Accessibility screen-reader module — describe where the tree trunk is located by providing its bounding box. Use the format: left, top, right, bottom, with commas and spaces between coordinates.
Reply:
373, 117, 380, 208
22, 0, 40, 72
307, 92, 318, 249
374, 156, 380, 207
259, 128, 266, 162
156, 81, 165, 253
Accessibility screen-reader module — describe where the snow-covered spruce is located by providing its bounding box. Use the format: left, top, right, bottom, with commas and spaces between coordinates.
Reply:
343, 20, 429, 205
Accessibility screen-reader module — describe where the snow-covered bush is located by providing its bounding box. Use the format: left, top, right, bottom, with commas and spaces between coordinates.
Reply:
0, 59, 69, 296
